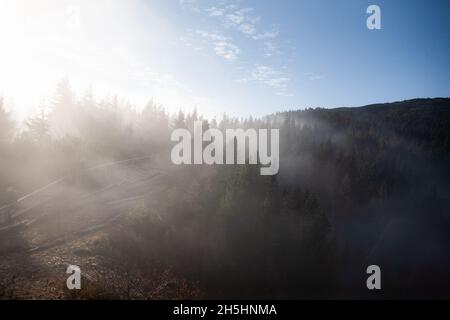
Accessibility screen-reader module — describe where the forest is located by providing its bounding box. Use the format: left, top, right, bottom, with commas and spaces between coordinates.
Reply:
1, 80, 449, 299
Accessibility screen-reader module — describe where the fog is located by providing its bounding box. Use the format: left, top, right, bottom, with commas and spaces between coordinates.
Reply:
1, 88, 450, 298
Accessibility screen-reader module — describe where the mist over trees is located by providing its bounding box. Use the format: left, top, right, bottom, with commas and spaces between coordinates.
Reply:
0, 81, 449, 298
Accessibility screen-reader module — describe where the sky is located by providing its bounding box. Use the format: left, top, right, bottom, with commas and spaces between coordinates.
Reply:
0, 0, 449, 120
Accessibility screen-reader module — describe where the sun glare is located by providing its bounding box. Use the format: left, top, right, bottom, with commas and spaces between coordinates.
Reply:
0, 0, 208, 121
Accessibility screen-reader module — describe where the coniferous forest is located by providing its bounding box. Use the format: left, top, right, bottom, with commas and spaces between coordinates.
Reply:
1, 82, 449, 299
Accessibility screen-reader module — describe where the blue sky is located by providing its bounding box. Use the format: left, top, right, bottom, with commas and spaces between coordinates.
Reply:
1, 0, 449, 119
154, 0, 450, 115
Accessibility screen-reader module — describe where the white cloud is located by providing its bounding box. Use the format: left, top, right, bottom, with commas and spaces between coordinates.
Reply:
227, 8, 253, 23
239, 23, 257, 35
214, 42, 240, 61
226, 13, 245, 25
206, 7, 225, 17
194, 30, 240, 61
222, 7, 265, 39
252, 30, 279, 40
263, 42, 280, 57
238, 64, 292, 96
215, 6, 279, 41
179, 0, 200, 12
180, 1, 293, 96
195, 30, 230, 41
304, 72, 326, 81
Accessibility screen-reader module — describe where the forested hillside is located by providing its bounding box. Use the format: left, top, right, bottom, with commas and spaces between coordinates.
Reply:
1, 89, 449, 298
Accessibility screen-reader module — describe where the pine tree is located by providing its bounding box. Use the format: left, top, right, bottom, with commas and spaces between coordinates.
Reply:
25, 103, 50, 145
0, 98, 14, 144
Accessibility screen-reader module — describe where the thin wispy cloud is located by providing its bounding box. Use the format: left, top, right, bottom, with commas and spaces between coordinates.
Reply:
194, 30, 240, 61
195, 30, 230, 42
238, 23, 257, 36
252, 30, 279, 40
206, 6, 226, 17
219, 6, 277, 41
304, 72, 326, 81
179, 0, 201, 12
225, 8, 253, 26
213, 41, 240, 61
180, 0, 292, 97
263, 42, 281, 57
238, 64, 292, 97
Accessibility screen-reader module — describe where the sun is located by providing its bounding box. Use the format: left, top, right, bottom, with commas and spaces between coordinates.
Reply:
0, 1, 76, 119
0, 0, 219, 121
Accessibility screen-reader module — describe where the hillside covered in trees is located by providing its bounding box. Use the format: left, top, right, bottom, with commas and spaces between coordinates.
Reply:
0, 85, 449, 299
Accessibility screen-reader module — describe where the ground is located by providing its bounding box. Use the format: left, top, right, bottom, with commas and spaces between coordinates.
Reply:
0, 158, 202, 299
